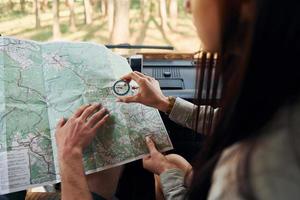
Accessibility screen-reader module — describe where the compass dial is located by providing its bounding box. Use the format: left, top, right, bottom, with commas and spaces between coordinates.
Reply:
112, 80, 130, 96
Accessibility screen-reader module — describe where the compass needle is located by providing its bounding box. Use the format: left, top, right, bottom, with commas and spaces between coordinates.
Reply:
112, 80, 131, 96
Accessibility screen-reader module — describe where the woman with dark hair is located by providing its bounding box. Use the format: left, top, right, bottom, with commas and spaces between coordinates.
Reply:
118, 0, 300, 199
54, 0, 300, 199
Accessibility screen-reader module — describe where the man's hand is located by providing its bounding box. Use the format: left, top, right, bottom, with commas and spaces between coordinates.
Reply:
143, 136, 178, 175
56, 103, 109, 160
117, 71, 170, 113
55, 103, 109, 200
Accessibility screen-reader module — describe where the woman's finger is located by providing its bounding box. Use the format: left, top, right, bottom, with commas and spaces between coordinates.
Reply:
134, 72, 156, 83
87, 107, 107, 128
134, 71, 156, 82
121, 72, 143, 84
145, 136, 158, 155
117, 95, 138, 103
142, 156, 151, 166
73, 104, 91, 118
80, 104, 101, 120
134, 71, 148, 78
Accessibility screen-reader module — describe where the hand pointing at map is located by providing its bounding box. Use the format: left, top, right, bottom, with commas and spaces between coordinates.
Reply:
143, 136, 178, 175
55, 103, 109, 159
55, 104, 110, 200
118, 71, 171, 112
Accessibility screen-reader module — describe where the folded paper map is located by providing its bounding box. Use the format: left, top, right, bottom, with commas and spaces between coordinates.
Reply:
0, 37, 173, 194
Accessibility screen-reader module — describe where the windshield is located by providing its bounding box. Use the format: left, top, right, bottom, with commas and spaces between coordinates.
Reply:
0, 0, 199, 53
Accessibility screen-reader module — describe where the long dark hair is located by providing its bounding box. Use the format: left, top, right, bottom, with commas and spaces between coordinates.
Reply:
190, 0, 300, 199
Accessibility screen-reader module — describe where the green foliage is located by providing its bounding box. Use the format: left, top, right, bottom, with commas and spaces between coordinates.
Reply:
0, 10, 27, 22
131, 0, 140, 9
30, 27, 53, 41
30, 23, 69, 41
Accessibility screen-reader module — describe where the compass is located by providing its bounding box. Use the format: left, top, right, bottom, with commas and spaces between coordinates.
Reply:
112, 80, 131, 96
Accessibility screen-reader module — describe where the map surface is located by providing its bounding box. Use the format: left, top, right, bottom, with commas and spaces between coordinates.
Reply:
0, 37, 173, 194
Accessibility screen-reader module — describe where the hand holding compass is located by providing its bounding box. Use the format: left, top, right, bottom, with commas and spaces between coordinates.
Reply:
116, 71, 170, 113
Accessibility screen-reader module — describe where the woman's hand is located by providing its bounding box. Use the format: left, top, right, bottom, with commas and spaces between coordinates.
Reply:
143, 136, 178, 175
55, 103, 109, 160
117, 71, 170, 112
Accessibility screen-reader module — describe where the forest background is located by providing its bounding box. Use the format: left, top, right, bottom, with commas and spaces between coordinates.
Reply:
0, 0, 200, 53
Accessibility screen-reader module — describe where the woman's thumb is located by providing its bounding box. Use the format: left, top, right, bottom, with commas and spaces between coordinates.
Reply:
145, 136, 157, 154
117, 95, 138, 103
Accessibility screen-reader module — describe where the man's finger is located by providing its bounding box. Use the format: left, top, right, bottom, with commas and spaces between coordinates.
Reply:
145, 136, 158, 154
117, 95, 138, 103
56, 118, 66, 129
92, 114, 110, 131
80, 104, 101, 120
87, 108, 107, 128
73, 104, 91, 118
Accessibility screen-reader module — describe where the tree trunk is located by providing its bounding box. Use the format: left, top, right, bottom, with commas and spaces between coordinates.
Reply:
35, 0, 41, 28
90, 0, 96, 6
111, 0, 130, 44
52, 0, 61, 39
20, 0, 25, 13
101, 0, 108, 16
107, 0, 114, 34
140, 0, 145, 23
8, 0, 14, 10
68, 0, 76, 30
169, 0, 177, 27
158, 0, 168, 31
83, 0, 93, 24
